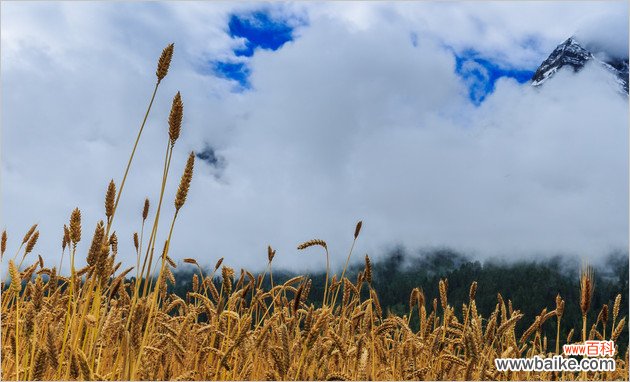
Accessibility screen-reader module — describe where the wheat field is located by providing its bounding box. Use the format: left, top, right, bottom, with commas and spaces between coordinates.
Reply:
0, 43, 627, 381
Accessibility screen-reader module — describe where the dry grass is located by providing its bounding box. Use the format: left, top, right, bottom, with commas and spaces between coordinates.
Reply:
1, 43, 628, 381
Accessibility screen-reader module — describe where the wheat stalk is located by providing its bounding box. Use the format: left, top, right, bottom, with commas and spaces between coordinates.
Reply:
580, 265, 594, 342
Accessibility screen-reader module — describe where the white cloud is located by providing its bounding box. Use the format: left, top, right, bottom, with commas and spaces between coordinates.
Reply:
1, 2, 627, 274
575, 6, 629, 59
303, 2, 626, 69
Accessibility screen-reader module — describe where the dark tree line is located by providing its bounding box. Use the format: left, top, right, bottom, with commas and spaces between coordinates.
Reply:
169, 248, 628, 354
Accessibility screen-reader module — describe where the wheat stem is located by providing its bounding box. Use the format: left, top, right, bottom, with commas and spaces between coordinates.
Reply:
108, 82, 160, 235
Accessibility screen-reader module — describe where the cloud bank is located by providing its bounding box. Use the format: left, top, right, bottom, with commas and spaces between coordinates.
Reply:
1, 2, 627, 273
575, 7, 629, 59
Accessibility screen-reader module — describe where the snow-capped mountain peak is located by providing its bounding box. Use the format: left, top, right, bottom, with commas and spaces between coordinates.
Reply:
532, 37, 629, 93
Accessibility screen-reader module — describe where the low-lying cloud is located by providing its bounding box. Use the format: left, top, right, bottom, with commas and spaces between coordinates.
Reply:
575, 8, 629, 59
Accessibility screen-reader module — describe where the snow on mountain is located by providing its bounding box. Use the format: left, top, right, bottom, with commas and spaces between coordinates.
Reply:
532, 37, 629, 94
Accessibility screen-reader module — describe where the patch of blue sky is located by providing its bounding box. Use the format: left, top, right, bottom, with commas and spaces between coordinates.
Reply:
212, 61, 251, 88
454, 49, 535, 105
229, 11, 295, 57
212, 10, 304, 89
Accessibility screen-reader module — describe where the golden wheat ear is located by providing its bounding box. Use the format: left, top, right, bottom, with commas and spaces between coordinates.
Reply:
101, 180, 115, 223
297, 239, 327, 250
168, 92, 183, 146
439, 278, 448, 310
268, 245, 276, 262
174, 151, 195, 211
62, 224, 70, 251
1, 230, 7, 258
469, 281, 477, 301
156, 43, 174, 83
24, 230, 39, 255
580, 265, 594, 316
69, 207, 82, 244
21, 224, 37, 245
354, 220, 363, 239
142, 198, 150, 221
580, 264, 594, 342
8, 260, 20, 293
364, 255, 372, 284
133, 232, 139, 252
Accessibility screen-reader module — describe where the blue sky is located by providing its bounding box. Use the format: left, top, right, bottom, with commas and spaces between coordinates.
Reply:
215, 9, 537, 103
454, 50, 535, 104
213, 10, 302, 88
230, 11, 296, 57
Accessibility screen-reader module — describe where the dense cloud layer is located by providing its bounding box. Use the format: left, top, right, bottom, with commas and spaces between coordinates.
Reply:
1, 2, 627, 273
575, 8, 629, 59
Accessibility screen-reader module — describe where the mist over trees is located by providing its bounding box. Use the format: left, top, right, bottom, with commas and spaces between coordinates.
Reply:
170, 248, 628, 354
